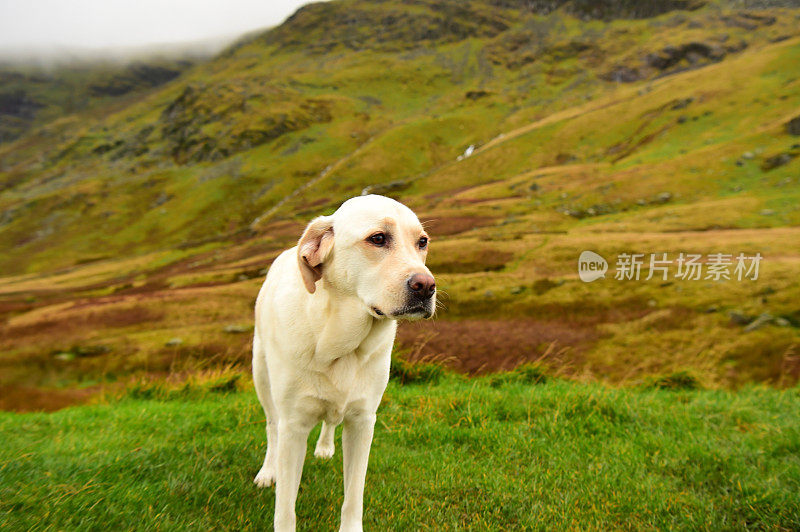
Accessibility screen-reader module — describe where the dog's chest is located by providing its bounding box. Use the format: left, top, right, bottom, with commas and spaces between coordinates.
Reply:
310, 329, 392, 421
291, 314, 395, 423
318, 345, 380, 403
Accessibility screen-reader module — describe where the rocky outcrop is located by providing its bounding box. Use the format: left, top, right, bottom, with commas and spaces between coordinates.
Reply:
786, 115, 800, 136
761, 151, 797, 170
561, 0, 706, 20
0, 88, 44, 142
478, 0, 706, 19
605, 38, 747, 82
602, 66, 645, 82
158, 84, 333, 164
0, 88, 43, 119
646, 42, 727, 70
264, 1, 512, 53
89, 62, 188, 97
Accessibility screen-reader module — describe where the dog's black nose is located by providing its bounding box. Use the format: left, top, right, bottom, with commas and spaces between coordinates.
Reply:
407, 273, 436, 300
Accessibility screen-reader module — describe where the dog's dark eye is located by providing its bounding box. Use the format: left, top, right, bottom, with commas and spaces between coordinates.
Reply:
418, 236, 428, 249
369, 233, 386, 247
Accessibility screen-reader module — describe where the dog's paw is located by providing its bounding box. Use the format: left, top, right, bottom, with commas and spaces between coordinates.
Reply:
314, 441, 335, 459
254, 465, 276, 488
338, 522, 363, 532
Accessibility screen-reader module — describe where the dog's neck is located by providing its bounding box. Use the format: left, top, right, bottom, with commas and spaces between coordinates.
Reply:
311, 283, 394, 362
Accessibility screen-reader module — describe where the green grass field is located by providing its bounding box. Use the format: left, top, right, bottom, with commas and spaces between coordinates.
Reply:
2, 372, 799, 530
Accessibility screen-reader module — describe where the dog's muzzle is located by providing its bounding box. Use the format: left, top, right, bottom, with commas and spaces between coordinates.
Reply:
407, 273, 435, 301
393, 273, 435, 319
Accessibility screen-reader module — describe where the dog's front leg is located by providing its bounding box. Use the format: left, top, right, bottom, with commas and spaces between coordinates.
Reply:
339, 411, 376, 532
274, 418, 313, 532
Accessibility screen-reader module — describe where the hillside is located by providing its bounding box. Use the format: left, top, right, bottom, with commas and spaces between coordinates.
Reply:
1, 0, 800, 406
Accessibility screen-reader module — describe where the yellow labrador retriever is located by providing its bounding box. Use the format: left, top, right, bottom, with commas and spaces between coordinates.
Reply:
252, 195, 436, 532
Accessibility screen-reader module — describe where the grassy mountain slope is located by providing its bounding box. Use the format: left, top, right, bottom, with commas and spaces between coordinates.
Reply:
2, 0, 798, 273
1, 0, 800, 403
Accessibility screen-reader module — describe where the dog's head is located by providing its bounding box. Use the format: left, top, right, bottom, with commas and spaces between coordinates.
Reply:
297, 195, 435, 320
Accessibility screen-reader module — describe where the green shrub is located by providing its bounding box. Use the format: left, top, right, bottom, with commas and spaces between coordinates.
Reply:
126, 381, 165, 400
489, 363, 549, 387
206, 374, 241, 394
124, 372, 243, 400
390, 353, 444, 385
646, 371, 702, 391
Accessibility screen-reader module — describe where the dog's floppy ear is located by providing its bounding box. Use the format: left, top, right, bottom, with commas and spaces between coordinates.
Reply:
297, 215, 334, 294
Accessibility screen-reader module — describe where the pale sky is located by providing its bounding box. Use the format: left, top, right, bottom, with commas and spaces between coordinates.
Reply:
0, 0, 319, 56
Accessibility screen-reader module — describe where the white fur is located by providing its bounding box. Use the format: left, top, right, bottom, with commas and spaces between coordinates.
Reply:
252, 195, 434, 532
